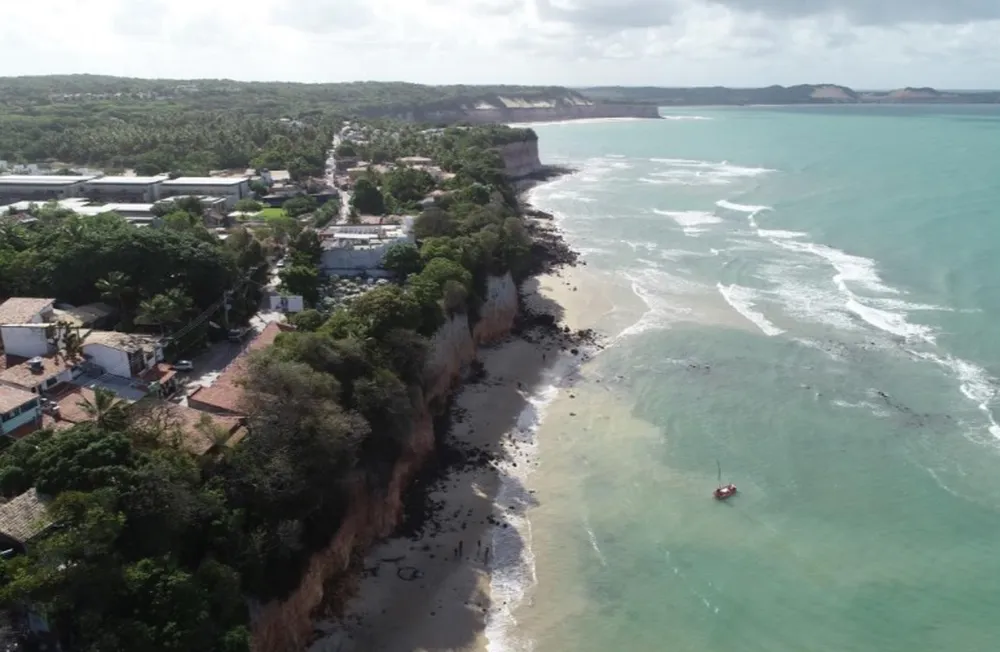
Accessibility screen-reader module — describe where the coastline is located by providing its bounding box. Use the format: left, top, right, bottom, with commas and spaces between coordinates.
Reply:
306, 166, 618, 651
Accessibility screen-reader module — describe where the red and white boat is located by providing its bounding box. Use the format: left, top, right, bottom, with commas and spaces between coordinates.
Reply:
713, 461, 737, 500
713, 483, 738, 500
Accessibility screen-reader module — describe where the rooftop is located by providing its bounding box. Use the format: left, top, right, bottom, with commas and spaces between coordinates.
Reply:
85, 176, 167, 185
0, 297, 54, 324
0, 174, 95, 185
136, 402, 243, 456
0, 384, 37, 413
161, 176, 248, 186
188, 322, 288, 415
83, 330, 160, 353
0, 355, 80, 390
43, 385, 100, 428
51, 302, 115, 328
0, 488, 52, 545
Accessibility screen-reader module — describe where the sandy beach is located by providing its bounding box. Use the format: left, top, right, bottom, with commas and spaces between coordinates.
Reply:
308, 259, 635, 652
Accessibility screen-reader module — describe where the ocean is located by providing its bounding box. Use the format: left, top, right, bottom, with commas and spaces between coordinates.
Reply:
495, 107, 1000, 652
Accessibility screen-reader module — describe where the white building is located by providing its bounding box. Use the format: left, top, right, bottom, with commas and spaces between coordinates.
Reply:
0, 175, 96, 204
83, 176, 167, 203
81, 331, 163, 379
159, 177, 252, 209
319, 221, 414, 277
0, 356, 82, 395
0, 298, 57, 359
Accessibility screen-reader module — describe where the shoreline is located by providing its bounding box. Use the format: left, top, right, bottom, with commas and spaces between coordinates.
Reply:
307, 173, 603, 651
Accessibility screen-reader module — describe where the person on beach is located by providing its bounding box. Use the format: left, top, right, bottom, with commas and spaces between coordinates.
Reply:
458, 540, 464, 558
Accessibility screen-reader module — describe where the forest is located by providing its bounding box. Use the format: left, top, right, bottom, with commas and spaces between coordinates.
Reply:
0, 74, 558, 174
0, 125, 541, 651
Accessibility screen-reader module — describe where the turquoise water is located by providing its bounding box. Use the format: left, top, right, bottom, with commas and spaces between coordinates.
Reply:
521, 107, 1000, 652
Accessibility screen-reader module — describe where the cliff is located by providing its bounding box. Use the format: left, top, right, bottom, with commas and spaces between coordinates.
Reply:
371, 89, 661, 124
250, 272, 519, 652
579, 84, 1000, 106
495, 140, 544, 180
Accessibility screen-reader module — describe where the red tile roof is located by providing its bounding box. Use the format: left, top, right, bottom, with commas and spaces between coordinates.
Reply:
187, 322, 289, 415
0, 355, 80, 391
137, 402, 242, 456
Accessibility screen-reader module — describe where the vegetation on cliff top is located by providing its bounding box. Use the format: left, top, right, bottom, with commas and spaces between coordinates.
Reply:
0, 125, 539, 651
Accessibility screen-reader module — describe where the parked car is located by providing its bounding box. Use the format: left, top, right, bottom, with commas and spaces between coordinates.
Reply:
275, 258, 286, 268
172, 360, 194, 372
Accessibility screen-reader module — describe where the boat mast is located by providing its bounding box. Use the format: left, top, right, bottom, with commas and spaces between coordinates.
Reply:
716, 459, 722, 488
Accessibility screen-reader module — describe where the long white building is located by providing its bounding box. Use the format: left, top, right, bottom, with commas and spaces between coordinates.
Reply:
159, 177, 251, 209
0, 175, 96, 203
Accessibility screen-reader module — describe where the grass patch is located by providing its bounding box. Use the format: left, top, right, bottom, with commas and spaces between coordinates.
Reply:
259, 207, 288, 220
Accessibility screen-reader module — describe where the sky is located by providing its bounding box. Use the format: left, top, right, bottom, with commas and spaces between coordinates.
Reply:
2, 0, 1000, 88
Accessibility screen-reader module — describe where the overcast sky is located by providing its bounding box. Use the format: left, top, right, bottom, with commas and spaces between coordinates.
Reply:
2, 0, 999, 88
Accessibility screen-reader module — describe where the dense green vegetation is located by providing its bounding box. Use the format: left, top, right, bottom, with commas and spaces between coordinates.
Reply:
0, 204, 266, 336
0, 125, 542, 651
0, 74, 553, 174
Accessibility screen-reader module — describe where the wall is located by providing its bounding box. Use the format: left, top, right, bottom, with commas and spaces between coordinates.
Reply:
249, 272, 519, 652
82, 343, 131, 378
0, 398, 41, 436
0, 326, 53, 359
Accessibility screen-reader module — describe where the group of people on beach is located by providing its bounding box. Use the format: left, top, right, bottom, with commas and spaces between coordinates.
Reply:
453, 539, 491, 565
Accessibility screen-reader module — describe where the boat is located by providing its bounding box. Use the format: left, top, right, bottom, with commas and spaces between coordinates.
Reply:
713, 460, 737, 500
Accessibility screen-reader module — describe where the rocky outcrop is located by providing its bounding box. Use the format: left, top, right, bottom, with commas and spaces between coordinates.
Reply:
249, 273, 519, 652
496, 140, 543, 179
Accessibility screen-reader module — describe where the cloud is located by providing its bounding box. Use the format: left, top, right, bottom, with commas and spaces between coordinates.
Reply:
703, 0, 1000, 25
0, 0, 999, 89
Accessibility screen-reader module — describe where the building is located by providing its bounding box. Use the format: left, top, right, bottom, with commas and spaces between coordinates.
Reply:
0, 385, 42, 438
0, 489, 52, 555
159, 177, 251, 209
0, 174, 95, 204
187, 322, 289, 416
397, 156, 434, 166
0, 355, 83, 395
81, 331, 163, 379
82, 176, 166, 203
51, 302, 116, 329
0, 298, 57, 359
319, 220, 414, 277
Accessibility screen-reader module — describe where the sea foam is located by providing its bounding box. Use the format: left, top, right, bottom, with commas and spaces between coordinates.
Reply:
716, 283, 785, 336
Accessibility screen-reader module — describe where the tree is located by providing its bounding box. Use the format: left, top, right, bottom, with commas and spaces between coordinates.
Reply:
234, 198, 263, 213
413, 207, 456, 240
289, 229, 323, 266
348, 285, 422, 339
279, 265, 320, 306
139, 289, 193, 334
383, 167, 435, 205
381, 243, 422, 279
335, 142, 356, 157
351, 178, 386, 215
78, 388, 129, 431
283, 195, 318, 218
96, 271, 131, 318
289, 309, 324, 332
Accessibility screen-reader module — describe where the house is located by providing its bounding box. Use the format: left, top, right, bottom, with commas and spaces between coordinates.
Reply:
318, 220, 415, 277
0, 174, 96, 204
397, 156, 434, 167
159, 177, 252, 209
82, 175, 166, 203
0, 297, 56, 358
81, 331, 163, 380
40, 385, 103, 431
187, 322, 289, 416
0, 489, 52, 555
52, 302, 116, 329
0, 355, 83, 395
0, 385, 42, 438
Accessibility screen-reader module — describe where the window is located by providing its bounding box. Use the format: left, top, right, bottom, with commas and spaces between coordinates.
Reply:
45, 377, 58, 388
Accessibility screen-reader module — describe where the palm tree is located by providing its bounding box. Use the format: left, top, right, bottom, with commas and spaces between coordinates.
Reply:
95, 271, 131, 320
78, 388, 127, 431
138, 289, 193, 335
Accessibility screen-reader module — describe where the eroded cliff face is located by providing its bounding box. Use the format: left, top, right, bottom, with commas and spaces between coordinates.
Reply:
496, 140, 543, 180
250, 272, 519, 652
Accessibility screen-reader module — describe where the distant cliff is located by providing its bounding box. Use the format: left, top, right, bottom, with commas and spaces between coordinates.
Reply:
365, 90, 661, 124
579, 84, 1000, 106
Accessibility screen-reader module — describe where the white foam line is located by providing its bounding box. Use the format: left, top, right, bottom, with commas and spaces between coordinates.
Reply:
485, 350, 587, 652
716, 283, 785, 337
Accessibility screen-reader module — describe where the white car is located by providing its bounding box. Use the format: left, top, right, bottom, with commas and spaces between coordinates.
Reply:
172, 360, 194, 372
